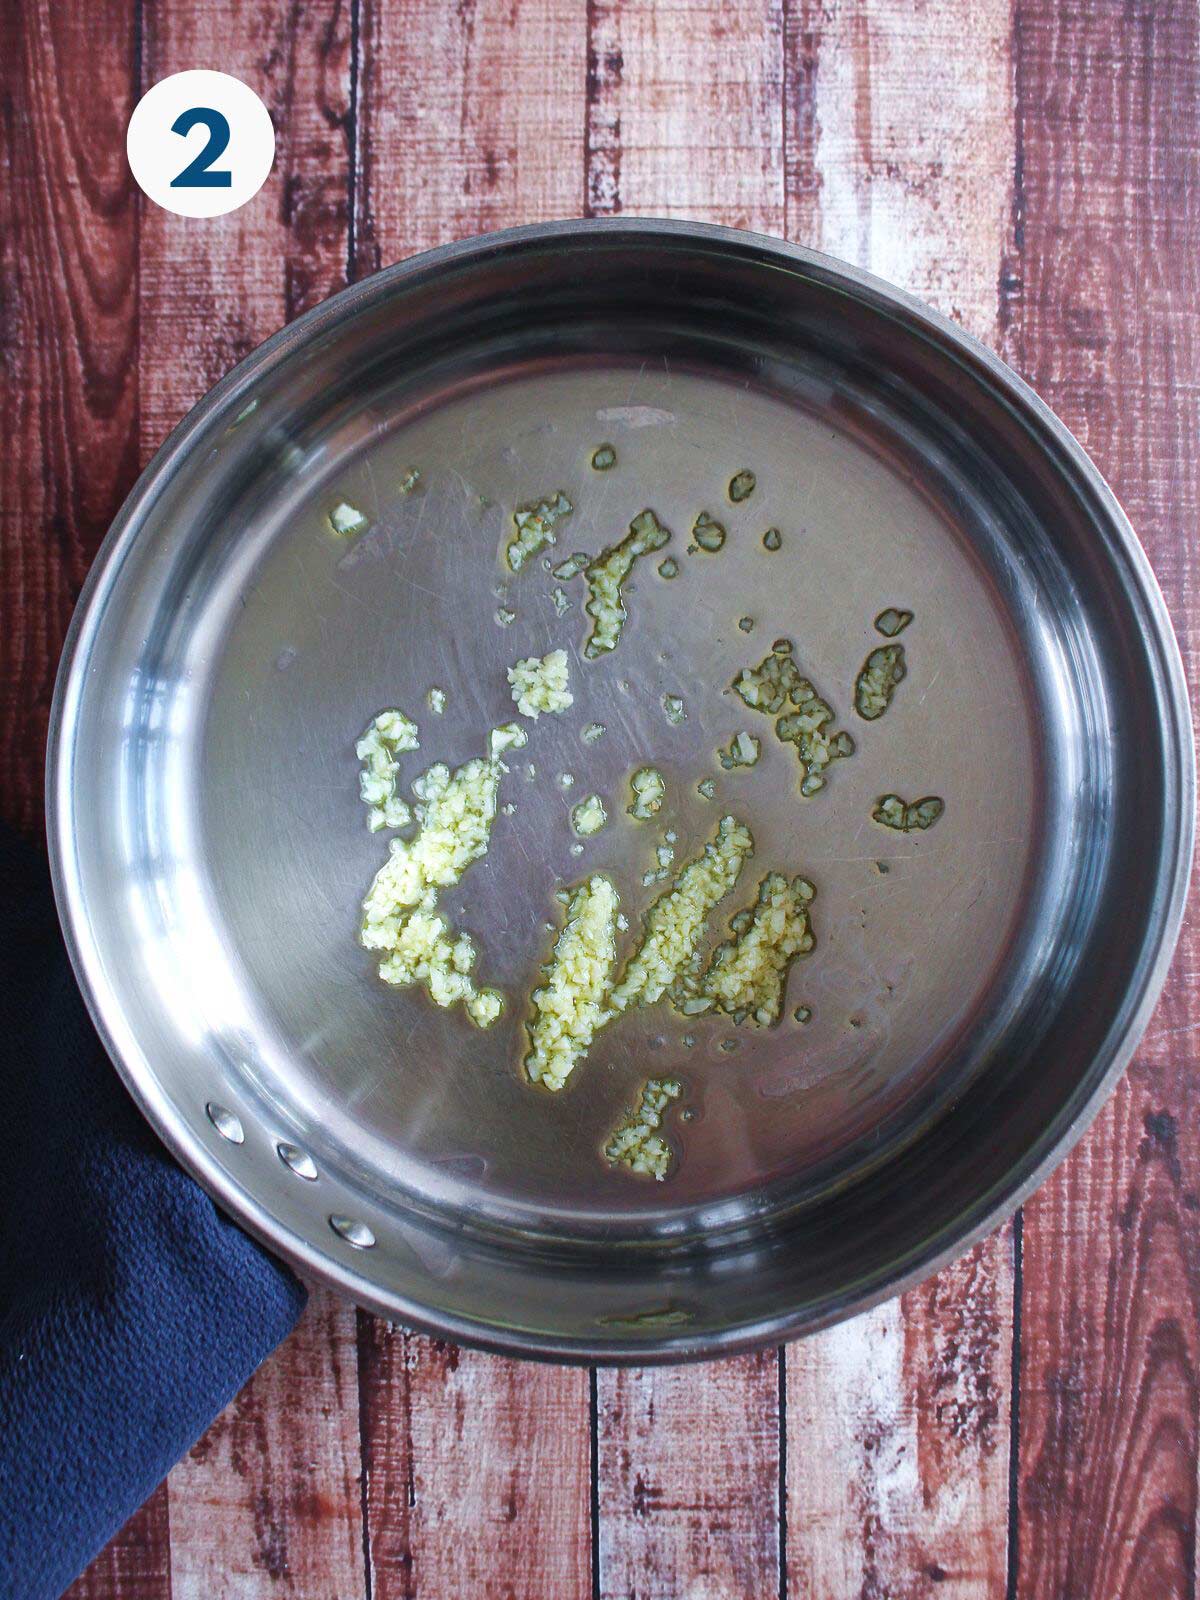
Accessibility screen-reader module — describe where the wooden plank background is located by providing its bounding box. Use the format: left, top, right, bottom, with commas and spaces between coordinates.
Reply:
2, 0, 1196, 1593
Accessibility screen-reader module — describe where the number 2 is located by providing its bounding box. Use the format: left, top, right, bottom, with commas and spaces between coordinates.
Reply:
170, 106, 232, 188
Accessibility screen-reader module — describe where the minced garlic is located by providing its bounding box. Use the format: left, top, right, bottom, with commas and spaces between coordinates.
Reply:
427, 686, 446, 715
469, 991, 503, 1026
628, 766, 666, 821
505, 490, 573, 573
605, 1078, 682, 1180
609, 814, 754, 1013
356, 709, 419, 831
329, 501, 369, 536
363, 753, 505, 914
718, 730, 761, 769
359, 724, 527, 1024
375, 902, 503, 1028
571, 795, 608, 837
516, 817, 755, 1084
508, 649, 574, 719
583, 509, 671, 657
524, 875, 620, 1091
855, 643, 906, 720
641, 837, 676, 887
874, 607, 913, 638
733, 642, 803, 714
553, 551, 591, 580
776, 701, 854, 795
873, 793, 944, 831
734, 641, 854, 795
691, 511, 726, 552
701, 872, 816, 1026
486, 723, 525, 761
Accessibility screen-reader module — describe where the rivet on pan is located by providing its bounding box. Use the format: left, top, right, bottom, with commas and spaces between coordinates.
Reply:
330, 1215, 376, 1249
277, 1142, 318, 1181
206, 1102, 244, 1144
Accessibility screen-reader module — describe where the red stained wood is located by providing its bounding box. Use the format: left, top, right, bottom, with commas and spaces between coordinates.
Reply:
357, 1320, 592, 1599
139, 0, 351, 454
1008, 2, 1200, 1595
784, 0, 1015, 347
597, 1354, 782, 1600
1017, 1083, 1200, 1598
584, 0, 785, 230
61, 1488, 172, 1600
168, 1293, 364, 1599
782, 3, 1018, 1592
0, 0, 139, 841
354, 0, 586, 277
788, 1240, 1014, 1597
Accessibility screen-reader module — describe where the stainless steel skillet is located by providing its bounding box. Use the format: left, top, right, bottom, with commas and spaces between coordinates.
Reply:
48, 220, 1193, 1361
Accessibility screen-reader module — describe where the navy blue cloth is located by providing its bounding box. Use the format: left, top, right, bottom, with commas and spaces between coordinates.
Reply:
0, 829, 306, 1600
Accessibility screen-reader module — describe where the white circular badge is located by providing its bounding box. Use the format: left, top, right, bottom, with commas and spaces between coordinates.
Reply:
127, 70, 275, 218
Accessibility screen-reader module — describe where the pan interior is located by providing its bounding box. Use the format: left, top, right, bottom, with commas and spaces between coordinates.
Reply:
58, 228, 1177, 1355
162, 358, 1047, 1238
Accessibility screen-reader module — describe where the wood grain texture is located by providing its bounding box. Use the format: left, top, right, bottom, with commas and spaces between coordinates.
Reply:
354, 0, 587, 277
782, 3, 1018, 1593
61, 1488, 172, 1600
596, 1354, 782, 1600
584, 0, 784, 228
351, 7, 594, 1596
0, 0, 139, 840
140, 0, 351, 453
168, 1293, 364, 1599
357, 1320, 591, 1599
788, 1242, 1014, 1597
784, 0, 1014, 345
585, 7, 787, 1596
1016, 1085, 1200, 1599
1007, 2, 1200, 1595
